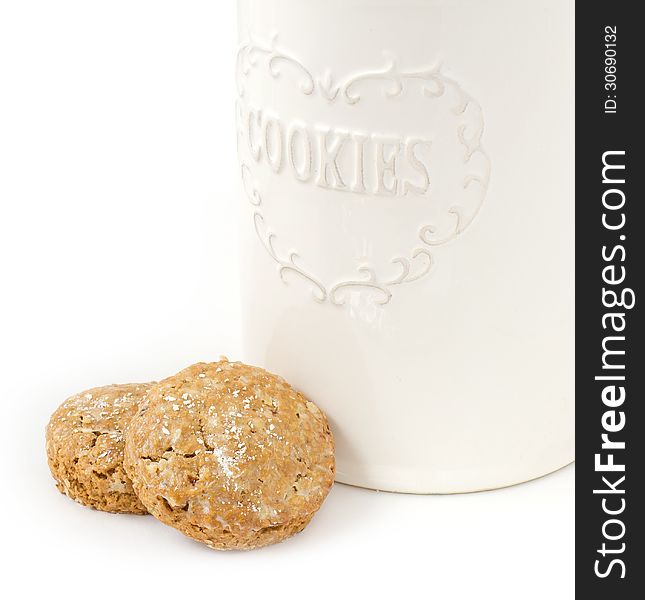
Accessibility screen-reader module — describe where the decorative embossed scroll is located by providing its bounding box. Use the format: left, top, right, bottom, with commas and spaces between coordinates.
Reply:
237, 35, 491, 306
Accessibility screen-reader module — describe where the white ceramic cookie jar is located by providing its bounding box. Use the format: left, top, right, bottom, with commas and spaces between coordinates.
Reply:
237, 0, 574, 493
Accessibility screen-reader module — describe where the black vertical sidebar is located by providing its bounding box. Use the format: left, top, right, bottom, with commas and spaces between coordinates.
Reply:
576, 2, 643, 596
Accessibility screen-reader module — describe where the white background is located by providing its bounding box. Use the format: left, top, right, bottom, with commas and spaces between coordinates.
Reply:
0, 2, 574, 598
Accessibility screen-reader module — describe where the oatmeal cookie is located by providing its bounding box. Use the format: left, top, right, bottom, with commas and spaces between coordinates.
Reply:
124, 359, 335, 550
46, 383, 152, 514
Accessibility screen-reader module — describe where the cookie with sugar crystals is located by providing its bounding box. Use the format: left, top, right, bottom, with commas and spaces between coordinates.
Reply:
124, 359, 335, 550
46, 383, 152, 514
